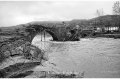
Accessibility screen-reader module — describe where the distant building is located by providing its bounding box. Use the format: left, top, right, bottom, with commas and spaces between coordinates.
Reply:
94, 26, 119, 33
104, 27, 119, 32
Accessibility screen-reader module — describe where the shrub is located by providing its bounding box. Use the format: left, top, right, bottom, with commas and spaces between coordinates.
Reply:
0, 52, 6, 63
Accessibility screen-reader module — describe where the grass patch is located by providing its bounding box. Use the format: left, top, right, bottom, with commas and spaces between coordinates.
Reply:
0, 52, 7, 63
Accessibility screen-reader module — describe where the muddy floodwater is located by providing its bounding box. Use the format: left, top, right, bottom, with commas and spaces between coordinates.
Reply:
32, 35, 120, 78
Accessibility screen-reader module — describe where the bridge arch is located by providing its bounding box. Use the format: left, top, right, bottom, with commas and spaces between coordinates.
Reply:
25, 24, 59, 43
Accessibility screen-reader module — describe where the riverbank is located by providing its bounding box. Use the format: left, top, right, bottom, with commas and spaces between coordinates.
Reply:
81, 33, 120, 39
0, 37, 83, 78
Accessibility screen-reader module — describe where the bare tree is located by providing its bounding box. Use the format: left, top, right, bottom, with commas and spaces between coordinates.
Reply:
113, 1, 120, 15
96, 9, 104, 17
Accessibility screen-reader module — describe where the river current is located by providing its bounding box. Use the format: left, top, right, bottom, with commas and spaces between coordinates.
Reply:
32, 35, 120, 78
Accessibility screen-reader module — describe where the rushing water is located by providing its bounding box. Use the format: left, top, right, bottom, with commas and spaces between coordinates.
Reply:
32, 35, 120, 78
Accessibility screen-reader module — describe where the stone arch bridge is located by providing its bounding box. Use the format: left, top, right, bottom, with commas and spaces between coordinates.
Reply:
0, 23, 81, 60
25, 23, 81, 42
0, 23, 81, 43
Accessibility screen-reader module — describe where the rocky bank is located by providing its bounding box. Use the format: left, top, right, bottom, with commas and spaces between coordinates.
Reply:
0, 36, 83, 78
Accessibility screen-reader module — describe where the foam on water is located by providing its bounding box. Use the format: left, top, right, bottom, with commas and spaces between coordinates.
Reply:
32, 36, 120, 78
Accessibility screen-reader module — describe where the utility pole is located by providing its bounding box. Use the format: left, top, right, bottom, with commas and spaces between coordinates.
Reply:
41, 30, 42, 41
44, 31, 45, 41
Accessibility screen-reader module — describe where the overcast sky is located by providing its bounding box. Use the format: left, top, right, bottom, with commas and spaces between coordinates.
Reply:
0, 1, 114, 26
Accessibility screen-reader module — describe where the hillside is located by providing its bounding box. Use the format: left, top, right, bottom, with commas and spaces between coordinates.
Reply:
68, 15, 120, 28
0, 15, 120, 33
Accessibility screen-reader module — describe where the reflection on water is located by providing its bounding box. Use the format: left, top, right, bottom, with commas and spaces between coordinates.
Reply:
32, 36, 120, 78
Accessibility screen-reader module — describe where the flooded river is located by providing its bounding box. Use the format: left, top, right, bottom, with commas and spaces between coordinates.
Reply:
32, 35, 120, 78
